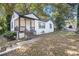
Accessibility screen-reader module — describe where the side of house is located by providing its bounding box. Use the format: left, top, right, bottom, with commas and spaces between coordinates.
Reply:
10, 12, 19, 31
35, 20, 54, 35
10, 11, 54, 38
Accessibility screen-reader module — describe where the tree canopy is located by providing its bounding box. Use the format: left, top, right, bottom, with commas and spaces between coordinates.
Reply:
0, 3, 77, 34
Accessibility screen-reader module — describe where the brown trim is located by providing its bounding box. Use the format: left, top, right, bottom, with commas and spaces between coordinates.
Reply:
14, 11, 39, 20
14, 12, 50, 22
34, 20, 35, 30
19, 15, 49, 22
24, 18, 26, 37
19, 16, 20, 32
20, 15, 38, 20
25, 18, 26, 31
18, 16, 20, 39
30, 19, 31, 31
14, 20, 15, 31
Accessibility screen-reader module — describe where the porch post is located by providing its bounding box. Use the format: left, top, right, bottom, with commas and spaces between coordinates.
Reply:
30, 19, 32, 31
34, 20, 36, 35
24, 18, 26, 37
17, 16, 20, 39
34, 20, 35, 30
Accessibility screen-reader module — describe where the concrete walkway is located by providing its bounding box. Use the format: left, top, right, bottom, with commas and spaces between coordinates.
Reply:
16, 37, 41, 47
0, 45, 21, 55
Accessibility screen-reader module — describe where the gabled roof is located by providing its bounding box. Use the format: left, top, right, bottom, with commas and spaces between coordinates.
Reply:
14, 11, 39, 20
24, 13, 39, 20
14, 11, 21, 15
12, 11, 52, 22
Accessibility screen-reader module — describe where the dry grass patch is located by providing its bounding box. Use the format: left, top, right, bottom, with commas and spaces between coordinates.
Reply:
3, 31, 79, 56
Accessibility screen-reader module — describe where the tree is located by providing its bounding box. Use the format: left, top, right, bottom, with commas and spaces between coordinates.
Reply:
2, 4, 16, 31
0, 3, 72, 34
29, 4, 71, 30
77, 4, 79, 29
0, 3, 30, 34
0, 4, 7, 34
53, 4, 70, 30
0, 17, 7, 35
24, 3, 71, 30
15, 4, 30, 15
0, 16, 7, 35
29, 3, 48, 19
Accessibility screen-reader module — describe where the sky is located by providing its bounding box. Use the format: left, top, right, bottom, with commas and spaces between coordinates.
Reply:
43, 5, 53, 16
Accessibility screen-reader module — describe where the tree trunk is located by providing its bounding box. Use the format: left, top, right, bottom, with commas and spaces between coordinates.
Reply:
6, 15, 12, 31
77, 4, 79, 32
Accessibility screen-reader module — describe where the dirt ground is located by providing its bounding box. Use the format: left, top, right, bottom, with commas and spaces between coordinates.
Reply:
3, 31, 79, 56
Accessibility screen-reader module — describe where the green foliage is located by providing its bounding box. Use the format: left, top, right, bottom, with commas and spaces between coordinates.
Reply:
77, 20, 79, 28
2, 4, 16, 16
15, 4, 30, 14
29, 4, 48, 18
0, 3, 74, 33
0, 16, 7, 35
3, 31, 16, 41
55, 16, 65, 30
77, 4, 79, 28
2, 4, 16, 31
53, 4, 70, 30
0, 4, 16, 31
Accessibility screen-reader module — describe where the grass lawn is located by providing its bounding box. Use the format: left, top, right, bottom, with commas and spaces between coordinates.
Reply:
3, 31, 79, 56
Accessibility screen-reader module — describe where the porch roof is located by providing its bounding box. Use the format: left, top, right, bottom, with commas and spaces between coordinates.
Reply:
19, 15, 39, 20
15, 11, 39, 20
14, 11, 50, 22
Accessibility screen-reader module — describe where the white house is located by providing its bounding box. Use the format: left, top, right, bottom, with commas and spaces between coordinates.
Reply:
10, 11, 54, 38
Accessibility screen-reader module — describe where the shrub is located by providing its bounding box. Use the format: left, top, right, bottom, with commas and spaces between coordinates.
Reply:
3, 31, 17, 41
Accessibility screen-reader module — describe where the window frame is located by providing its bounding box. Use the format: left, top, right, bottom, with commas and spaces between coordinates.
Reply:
50, 23, 52, 29
39, 22, 45, 29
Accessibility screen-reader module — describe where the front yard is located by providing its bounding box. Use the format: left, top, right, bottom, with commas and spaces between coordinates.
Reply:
2, 31, 79, 56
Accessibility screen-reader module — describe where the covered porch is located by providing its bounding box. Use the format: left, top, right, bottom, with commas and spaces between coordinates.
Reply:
15, 15, 36, 39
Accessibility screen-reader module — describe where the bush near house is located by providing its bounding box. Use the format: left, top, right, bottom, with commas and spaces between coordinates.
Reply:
0, 16, 7, 35
3, 31, 17, 41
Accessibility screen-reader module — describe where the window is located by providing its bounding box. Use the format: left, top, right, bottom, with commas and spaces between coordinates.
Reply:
50, 24, 52, 29
41, 23, 45, 28
39, 22, 45, 29
39, 22, 41, 28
